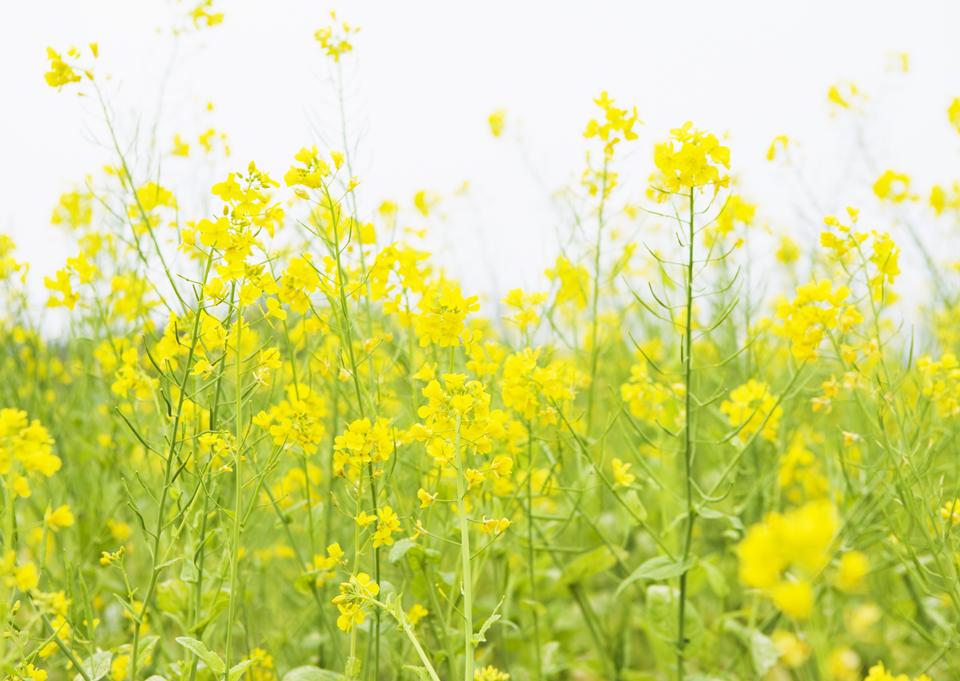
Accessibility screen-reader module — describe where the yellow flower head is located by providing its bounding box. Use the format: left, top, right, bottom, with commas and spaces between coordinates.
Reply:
652, 122, 730, 195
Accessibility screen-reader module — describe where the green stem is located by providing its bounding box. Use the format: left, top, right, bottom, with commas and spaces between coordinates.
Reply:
346, 472, 366, 680
130, 257, 213, 681
526, 421, 542, 681
453, 417, 474, 681
375, 599, 443, 681
223, 299, 244, 679
585, 157, 609, 433
676, 188, 696, 681
0, 478, 14, 665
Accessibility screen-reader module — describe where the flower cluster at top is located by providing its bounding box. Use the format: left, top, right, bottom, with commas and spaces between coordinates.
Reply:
652, 121, 730, 196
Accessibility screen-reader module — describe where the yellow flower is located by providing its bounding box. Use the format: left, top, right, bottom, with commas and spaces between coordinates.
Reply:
2, 553, 40, 592
827, 81, 865, 110
501, 347, 583, 425
545, 256, 589, 310
770, 579, 812, 619
311, 544, 344, 586
828, 647, 860, 681
502, 288, 547, 331
373, 506, 401, 548
774, 279, 852, 361
107, 519, 132, 542
332, 417, 395, 478
652, 122, 729, 195
766, 134, 791, 162
44, 268, 79, 310
110, 654, 129, 681
488, 109, 506, 137
254, 385, 328, 455
417, 488, 437, 508
412, 280, 479, 348
20, 664, 48, 681
583, 91, 640, 160
949, 97, 960, 135
835, 550, 870, 592
332, 572, 379, 631
51, 189, 93, 229
475, 666, 510, 681
737, 500, 837, 618
413, 189, 439, 216
100, 548, 124, 567
930, 182, 960, 216
44, 47, 83, 88
778, 434, 829, 503
479, 517, 511, 535
188, 0, 224, 29
720, 379, 782, 443
11, 475, 30, 499
863, 661, 931, 681
611, 458, 635, 488
314, 11, 358, 62
873, 169, 914, 203
172, 133, 190, 157
772, 630, 810, 668
0, 409, 61, 478
940, 497, 960, 524
407, 603, 429, 625
919, 354, 960, 418
45, 504, 75, 530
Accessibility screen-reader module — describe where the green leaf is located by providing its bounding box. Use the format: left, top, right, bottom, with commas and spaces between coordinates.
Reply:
697, 506, 743, 531
559, 545, 626, 586
644, 585, 704, 672
294, 571, 317, 595
622, 490, 648, 522
156, 578, 190, 614
617, 556, 696, 596
175, 637, 225, 675
73, 650, 112, 681
402, 666, 433, 681
698, 559, 730, 599
388, 538, 421, 564
723, 620, 778, 676
282, 666, 346, 681
229, 661, 254, 681
113, 595, 142, 624
471, 596, 505, 646
749, 629, 779, 676
180, 557, 200, 583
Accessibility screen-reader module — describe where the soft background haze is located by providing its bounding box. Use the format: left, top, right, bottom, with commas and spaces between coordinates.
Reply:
2, 0, 959, 306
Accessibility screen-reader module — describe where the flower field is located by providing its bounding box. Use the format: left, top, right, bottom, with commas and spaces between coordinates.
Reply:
3, 6, 960, 681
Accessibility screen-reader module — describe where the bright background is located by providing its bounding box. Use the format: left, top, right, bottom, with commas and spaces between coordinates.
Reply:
2, 0, 959, 304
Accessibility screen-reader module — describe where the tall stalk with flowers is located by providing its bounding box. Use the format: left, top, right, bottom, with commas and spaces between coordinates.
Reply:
643, 122, 730, 680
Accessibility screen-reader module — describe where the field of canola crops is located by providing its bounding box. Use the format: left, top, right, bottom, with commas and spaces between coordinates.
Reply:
3, 6, 960, 681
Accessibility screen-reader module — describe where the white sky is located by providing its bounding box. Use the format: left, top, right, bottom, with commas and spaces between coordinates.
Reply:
1, 0, 959, 307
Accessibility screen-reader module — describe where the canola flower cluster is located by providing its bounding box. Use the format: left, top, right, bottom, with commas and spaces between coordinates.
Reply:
2, 10, 960, 681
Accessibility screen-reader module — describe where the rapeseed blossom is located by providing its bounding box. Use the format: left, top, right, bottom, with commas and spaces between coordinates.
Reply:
737, 500, 838, 619
11, 14, 960, 681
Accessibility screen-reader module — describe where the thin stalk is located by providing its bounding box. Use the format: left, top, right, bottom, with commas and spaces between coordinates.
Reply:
371, 598, 443, 681
453, 416, 474, 681
585, 157, 609, 432
676, 188, 696, 681
345, 470, 366, 680
526, 420, 542, 681
223, 299, 244, 679
130, 257, 212, 680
